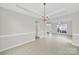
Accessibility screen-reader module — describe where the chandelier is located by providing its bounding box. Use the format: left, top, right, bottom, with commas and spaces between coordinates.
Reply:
40, 3, 49, 23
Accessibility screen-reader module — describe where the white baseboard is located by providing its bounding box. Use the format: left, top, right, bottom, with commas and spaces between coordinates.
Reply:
71, 42, 79, 47
0, 33, 79, 53
0, 39, 35, 52
0, 32, 35, 52
71, 34, 79, 47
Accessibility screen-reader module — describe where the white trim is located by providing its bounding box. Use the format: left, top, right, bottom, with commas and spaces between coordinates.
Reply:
52, 32, 72, 36
0, 33, 79, 52
72, 34, 79, 36
72, 42, 79, 47
16, 4, 41, 16
0, 6, 38, 19
0, 39, 35, 52
0, 32, 35, 52
48, 8, 65, 17
0, 32, 35, 38
71, 34, 79, 47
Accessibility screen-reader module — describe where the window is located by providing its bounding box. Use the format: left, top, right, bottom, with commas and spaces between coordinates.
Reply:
57, 24, 67, 33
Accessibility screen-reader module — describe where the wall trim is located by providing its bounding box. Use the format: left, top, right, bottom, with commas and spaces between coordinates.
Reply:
71, 33, 79, 47
1, 33, 79, 52
52, 32, 72, 36
0, 32, 35, 38
0, 7, 38, 19
72, 34, 79, 36
0, 39, 35, 52
0, 32, 35, 52
72, 42, 79, 47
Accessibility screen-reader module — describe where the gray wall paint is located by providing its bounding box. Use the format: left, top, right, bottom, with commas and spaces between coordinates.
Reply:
0, 6, 79, 50
0, 7, 36, 35
72, 12, 79, 45
72, 12, 79, 34
0, 7, 37, 50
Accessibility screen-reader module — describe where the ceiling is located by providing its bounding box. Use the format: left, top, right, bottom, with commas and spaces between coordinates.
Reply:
0, 3, 79, 22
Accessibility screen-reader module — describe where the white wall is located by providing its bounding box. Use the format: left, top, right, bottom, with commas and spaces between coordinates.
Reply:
0, 6, 79, 51
72, 12, 79, 45
0, 7, 37, 51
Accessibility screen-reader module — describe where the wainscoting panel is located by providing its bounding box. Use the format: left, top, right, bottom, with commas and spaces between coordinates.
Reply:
0, 32, 35, 52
